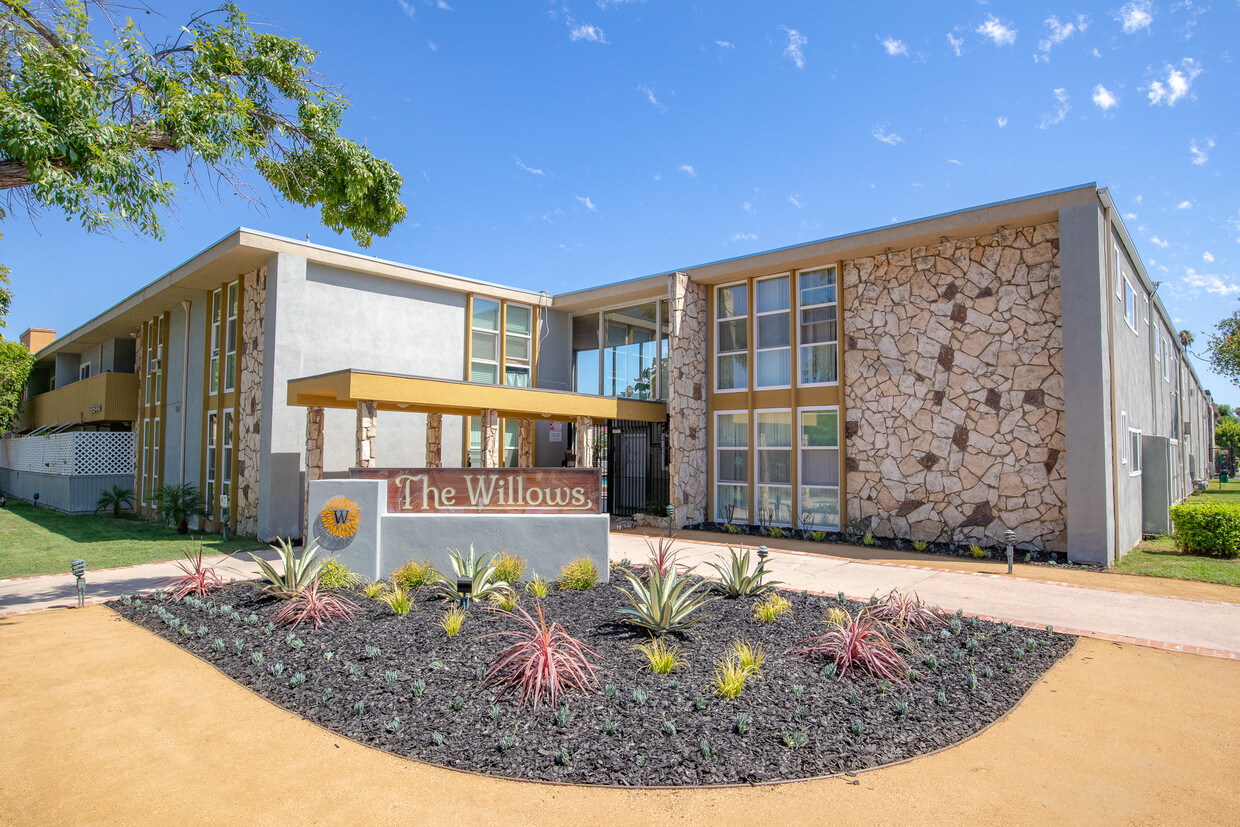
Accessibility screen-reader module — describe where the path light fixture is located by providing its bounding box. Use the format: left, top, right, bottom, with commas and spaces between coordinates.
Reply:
70, 557, 87, 608
665, 503, 674, 538
757, 545, 769, 563
0, 496, 6, 508
32, 492, 39, 507
457, 576, 473, 610
1004, 529, 1016, 575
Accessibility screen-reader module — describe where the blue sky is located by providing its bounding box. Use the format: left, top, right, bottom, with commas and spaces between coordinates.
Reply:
4, 1, 1239, 401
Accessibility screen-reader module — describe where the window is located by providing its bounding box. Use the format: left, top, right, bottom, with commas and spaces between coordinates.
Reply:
505, 304, 532, 387
1120, 411, 1128, 464
151, 417, 161, 495
799, 408, 840, 530
1171, 391, 1181, 440
222, 410, 234, 515
206, 412, 218, 520
754, 275, 791, 388
466, 417, 520, 466
209, 288, 221, 395
1114, 244, 1124, 298
755, 410, 793, 526
1163, 337, 1172, 381
798, 266, 838, 385
1129, 428, 1142, 475
503, 419, 519, 467
141, 420, 151, 505
715, 283, 748, 391
603, 303, 659, 398
79, 363, 91, 381
715, 411, 748, 523
470, 298, 500, 384
1123, 279, 1138, 333
224, 282, 239, 392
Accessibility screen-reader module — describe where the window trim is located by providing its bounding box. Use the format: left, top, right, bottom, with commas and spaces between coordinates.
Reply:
469, 296, 501, 384
1120, 410, 1128, 464
753, 273, 792, 391
209, 288, 222, 396
79, 362, 91, 381
753, 407, 794, 528
713, 280, 749, 394
795, 264, 840, 388
797, 405, 841, 531
1123, 277, 1138, 333
205, 411, 218, 521
503, 301, 534, 388
713, 409, 749, 524
223, 281, 239, 393
1129, 428, 1143, 476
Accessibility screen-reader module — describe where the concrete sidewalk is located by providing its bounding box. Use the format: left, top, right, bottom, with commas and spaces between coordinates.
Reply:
5, 533, 1240, 659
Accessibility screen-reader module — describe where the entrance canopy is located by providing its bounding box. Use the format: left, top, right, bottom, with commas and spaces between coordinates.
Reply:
286, 369, 667, 423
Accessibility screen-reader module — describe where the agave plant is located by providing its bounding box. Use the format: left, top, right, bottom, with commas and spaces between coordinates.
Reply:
789, 612, 909, 682
479, 601, 602, 710
161, 543, 227, 599
272, 579, 359, 629
706, 546, 782, 598
251, 538, 326, 597
434, 545, 513, 603
869, 588, 945, 632
612, 563, 717, 635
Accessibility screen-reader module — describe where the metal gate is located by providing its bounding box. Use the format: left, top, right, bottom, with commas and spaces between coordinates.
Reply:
606, 419, 669, 517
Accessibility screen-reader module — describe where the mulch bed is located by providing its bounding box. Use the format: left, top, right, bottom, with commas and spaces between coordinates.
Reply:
108, 575, 1075, 787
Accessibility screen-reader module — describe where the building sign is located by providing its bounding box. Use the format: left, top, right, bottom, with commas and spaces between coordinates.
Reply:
349, 467, 602, 515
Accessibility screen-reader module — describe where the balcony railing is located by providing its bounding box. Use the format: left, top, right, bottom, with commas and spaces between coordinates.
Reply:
12, 371, 140, 431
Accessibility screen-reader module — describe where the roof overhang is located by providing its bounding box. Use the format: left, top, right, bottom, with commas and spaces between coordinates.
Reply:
287, 370, 667, 423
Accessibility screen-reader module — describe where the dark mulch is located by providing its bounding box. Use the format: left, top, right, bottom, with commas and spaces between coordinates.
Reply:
108, 576, 1075, 787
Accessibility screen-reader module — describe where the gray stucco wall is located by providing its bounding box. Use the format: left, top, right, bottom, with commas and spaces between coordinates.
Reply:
259, 255, 472, 540
0, 470, 135, 513
1109, 238, 1152, 556
54, 352, 80, 388
1060, 202, 1114, 564
537, 308, 573, 392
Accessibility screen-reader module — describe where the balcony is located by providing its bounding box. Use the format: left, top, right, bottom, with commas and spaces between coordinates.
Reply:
13, 372, 140, 431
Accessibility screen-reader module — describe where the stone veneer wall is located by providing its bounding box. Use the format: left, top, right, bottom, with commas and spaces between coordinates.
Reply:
667, 272, 707, 527
236, 266, 266, 537
842, 223, 1066, 550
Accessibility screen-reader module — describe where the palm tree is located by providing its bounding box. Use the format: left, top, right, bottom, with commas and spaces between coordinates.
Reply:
95, 485, 134, 519
152, 482, 205, 534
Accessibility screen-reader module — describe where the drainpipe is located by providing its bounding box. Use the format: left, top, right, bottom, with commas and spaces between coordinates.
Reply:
179, 300, 191, 485
1099, 189, 1123, 566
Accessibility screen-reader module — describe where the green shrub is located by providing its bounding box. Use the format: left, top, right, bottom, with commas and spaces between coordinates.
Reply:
392, 558, 438, 589
317, 558, 358, 590
1170, 501, 1240, 559
492, 551, 527, 586
558, 557, 599, 590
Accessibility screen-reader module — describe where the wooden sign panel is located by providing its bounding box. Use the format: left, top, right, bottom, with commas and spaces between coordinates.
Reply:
349, 467, 603, 515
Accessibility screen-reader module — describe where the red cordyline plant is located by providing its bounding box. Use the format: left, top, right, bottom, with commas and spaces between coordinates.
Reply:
480, 601, 602, 710
790, 613, 909, 682
162, 544, 228, 599
644, 535, 680, 577
869, 588, 945, 632
272, 579, 359, 629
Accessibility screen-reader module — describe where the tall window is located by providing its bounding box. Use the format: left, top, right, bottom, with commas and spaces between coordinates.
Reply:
715, 283, 748, 391
1120, 410, 1128, 464
470, 298, 500, 384
755, 410, 792, 526
466, 417, 520, 466
800, 408, 840, 530
145, 316, 163, 405
754, 276, 791, 388
209, 289, 221, 395
141, 420, 151, 505
505, 304, 532, 387
206, 412, 218, 520
1129, 428, 1142, 475
1123, 278, 1138, 333
224, 282, 239, 391
152, 417, 161, 495
503, 419, 519, 466
715, 411, 748, 523
798, 267, 838, 385
222, 411, 233, 514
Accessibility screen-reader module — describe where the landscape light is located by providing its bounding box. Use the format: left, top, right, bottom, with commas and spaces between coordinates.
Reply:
1004, 529, 1016, 575
0, 496, 6, 508
33, 492, 39, 507
757, 545, 769, 562
665, 503, 674, 538
457, 576, 473, 609
70, 558, 87, 608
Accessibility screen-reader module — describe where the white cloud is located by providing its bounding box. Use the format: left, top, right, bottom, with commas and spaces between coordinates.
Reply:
782, 26, 807, 68
575, 195, 597, 212
1125, 212, 1138, 220
435, 0, 452, 9
1190, 137, 1215, 165
1203, 252, 1215, 263
1146, 58, 1202, 105
743, 201, 756, 215
731, 232, 758, 242
1039, 88, 1070, 128
948, 159, 963, 166
996, 115, 1008, 127
881, 36, 908, 56
677, 164, 697, 178
715, 40, 734, 50
1039, 14, 1088, 56
513, 158, 545, 176
1092, 84, 1119, 110
596, 0, 639, 7
652, 173, 662, 181
397, 0, 415, 18
1177, 200, 1193, 210
872, 125, 904, 145
947, 33, 964, 56
977, 15, 1017, 46
1092, 47, 1102, 58
1183, 268, 1240, 297
1136, 195, 1143, 204
428, 40, 439, 52
1150, 236, 1170, 248
788, 195, 803, 208
1118, 1, 1154, 34
569, 21, 608, 43
638, 84, 665, 112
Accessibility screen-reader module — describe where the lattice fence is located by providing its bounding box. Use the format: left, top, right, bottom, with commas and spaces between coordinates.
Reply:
0, 432, 135, 476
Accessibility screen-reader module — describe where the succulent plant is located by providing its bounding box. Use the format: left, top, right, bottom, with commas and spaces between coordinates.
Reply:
791, 684, 805, 698
554, 705, 569, 727
894, 700, 909, 716
661, 718, 677, 737
849, 719, 865, 735
411, 679, 427, 697
794, 704, 809, 721
694, 696, 708, 711
983, 665, 994, 679
232, 637, 244, 656
924, 653, 939, 669
935, 691, 948, 705
386, 717, 401, 732
349, 664, 362, 678
451, 696, 464, 712
489, 704, 502, 721
290, 672, 306, 688
822, 663, 837, 679
734, 712, 751, 735
251, 651, 264, 665
499, 735, 516, 751
699, 737, 716, 759
364, 644, 381, 659
602, 718, 620, 736
211, 637, 225, 652
271, 662, 284, 677
967, 673, 978, 691
878, 678, 892, 695
554, 747, 571, 766
352, 701, 366, 717
632, 687, 649, 706
781, 731, 808, 749
384, 670, 399, 684
430, 731, 445, 746
846, 691, 859, 705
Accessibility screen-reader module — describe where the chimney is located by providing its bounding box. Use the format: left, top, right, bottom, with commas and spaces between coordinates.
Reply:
20, 327, 56, 353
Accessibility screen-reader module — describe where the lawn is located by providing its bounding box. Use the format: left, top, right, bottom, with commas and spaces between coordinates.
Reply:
0, 502, 265, 579
1113, 479, 1240, 588
1190, 476, 1240, 505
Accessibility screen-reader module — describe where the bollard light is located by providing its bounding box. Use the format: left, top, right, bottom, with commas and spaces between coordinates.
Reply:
70, 557, 86, 608
665, 504, 674, 538
1004, 529, 1016, 575
0, 496, 6, 508
32, 492, 39, 507
457, 576, 474, 610
757, 545, 769, 562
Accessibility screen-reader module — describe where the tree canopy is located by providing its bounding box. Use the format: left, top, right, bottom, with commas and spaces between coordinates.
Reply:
1216, 419, 1240, 454
0, 0, 406, 245
1206, 308, 1240, 388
